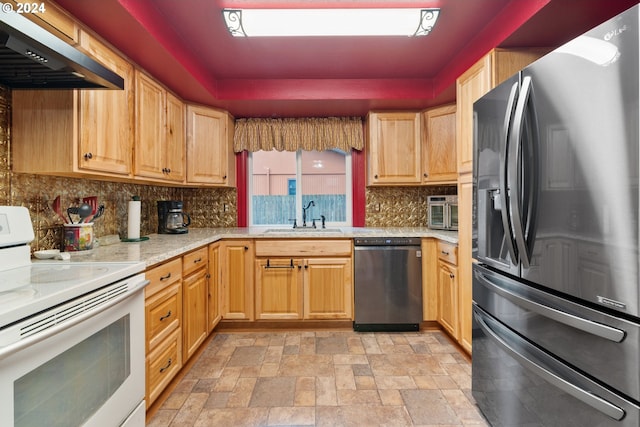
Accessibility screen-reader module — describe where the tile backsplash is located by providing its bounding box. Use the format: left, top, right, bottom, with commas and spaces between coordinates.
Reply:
0, 86, 236, 251
365, 185, 457, 227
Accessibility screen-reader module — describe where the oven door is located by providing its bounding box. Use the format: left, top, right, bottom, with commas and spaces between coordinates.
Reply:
0, 277, 146, 427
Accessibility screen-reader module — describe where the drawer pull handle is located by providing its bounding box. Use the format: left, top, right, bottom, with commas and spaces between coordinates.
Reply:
159, 358, 172, 373
441, 251, 450, 256
265, 259, 295, 269
159, 310, 172, 321
193, 257, 202, 263
160, 273, 172, 281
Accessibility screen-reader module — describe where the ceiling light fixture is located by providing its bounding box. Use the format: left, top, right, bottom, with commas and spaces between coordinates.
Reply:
222, 8, 440, 37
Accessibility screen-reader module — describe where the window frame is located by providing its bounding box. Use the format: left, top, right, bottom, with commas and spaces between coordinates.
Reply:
248, 149, 352, 227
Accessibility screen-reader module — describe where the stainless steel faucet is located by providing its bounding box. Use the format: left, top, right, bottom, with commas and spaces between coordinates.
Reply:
302, 200, 315, 227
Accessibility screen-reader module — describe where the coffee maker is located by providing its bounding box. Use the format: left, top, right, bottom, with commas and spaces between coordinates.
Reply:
157, 200, 191, 234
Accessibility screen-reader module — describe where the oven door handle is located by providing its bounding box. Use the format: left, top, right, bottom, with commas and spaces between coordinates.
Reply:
0, 278, 149, 361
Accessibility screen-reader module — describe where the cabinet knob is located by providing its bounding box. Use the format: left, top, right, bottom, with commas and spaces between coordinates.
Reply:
223, 175, 227, 180
83, 152, 93, 160
374, 174, 378, 179
424, 173, 428, 177
244, 246, 248, 250
166, 168, 171, 174
450, 273, 455, 279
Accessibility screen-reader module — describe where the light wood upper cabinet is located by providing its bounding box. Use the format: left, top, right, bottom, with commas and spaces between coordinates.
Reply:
7, 0, 79, 43
12, 30, 134, 178
134, 70, 185, 183
456, 49, 546, 174
367, 111, 422, 185
422, 104, 457, 184
186, 105, 236, 186
77, 30, 134, 175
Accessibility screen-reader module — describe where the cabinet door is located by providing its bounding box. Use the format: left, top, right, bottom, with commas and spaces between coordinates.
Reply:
186, 105, 234, 185
303, 258, 352, 319
183, 267, 208, 361
367, 112, 421, 185
456, 55, 492, 175
423, 104, 457, 183
255, 258, 303, 319
165, 92, 186, 182
208, 242, 221, 332
134, 71, 166, 180
438, 261, 459, 339
220, 240, 254, 320
78, 31, 134, 175
457, 176, 473, 354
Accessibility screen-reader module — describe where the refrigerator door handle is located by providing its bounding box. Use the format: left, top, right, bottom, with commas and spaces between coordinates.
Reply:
475, 268, 626, 343
499, 81, 520, 265
508, 76, 537, 268
473, 304, 626, 421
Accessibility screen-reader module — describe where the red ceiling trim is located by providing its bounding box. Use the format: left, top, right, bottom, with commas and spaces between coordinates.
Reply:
433, 0, 550, 94
217, 78, 435, 101
117, 0, 220, 98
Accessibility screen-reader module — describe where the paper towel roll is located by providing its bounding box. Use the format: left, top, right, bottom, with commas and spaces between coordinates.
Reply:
128, 200, 141, 239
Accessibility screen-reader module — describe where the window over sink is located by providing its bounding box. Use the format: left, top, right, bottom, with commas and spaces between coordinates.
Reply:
249, 149, 352, 227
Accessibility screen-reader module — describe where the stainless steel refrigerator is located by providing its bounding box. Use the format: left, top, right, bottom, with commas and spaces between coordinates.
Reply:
472, 5, 640, 426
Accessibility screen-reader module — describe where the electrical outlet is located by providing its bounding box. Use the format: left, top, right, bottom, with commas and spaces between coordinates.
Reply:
223, 203, 229, 212
373, 203, 381, 212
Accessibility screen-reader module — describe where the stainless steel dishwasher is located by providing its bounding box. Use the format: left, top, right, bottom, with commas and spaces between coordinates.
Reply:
353, 237, 423, 332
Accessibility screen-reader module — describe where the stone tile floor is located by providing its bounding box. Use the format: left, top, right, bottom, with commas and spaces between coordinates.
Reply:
147, 329, 489, 426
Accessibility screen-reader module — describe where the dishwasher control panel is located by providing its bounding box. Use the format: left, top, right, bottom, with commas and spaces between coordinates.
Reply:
354, 237, 421, 246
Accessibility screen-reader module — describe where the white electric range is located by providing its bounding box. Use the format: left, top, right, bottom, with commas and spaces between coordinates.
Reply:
0, 206, 148, 427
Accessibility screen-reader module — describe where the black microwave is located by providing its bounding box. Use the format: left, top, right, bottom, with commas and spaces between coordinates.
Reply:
427, 195, 458, 230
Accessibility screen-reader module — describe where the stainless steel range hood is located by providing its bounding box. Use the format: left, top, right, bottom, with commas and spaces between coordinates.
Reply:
0, 10, 123, 89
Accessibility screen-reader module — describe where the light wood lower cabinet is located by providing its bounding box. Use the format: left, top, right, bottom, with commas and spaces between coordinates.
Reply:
182, 247, 209, 361
254, 240, 353, 321
304, 258, 352, 319
255, 258, 303, 319
220, 240, 255, 320
437, 247, 459, 340
144, 258, 183, 408
208, 242, 222, 332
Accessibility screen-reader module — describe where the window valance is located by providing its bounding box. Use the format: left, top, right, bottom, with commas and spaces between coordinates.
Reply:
233, 117, 364, 153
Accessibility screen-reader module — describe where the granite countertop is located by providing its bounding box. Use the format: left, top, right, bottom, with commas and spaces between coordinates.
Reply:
63, 227, 458, 268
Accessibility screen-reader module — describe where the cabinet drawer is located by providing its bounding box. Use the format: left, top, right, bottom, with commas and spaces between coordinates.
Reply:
146, 258, 182, 298
146, 328, 182, 408
437, 241, 458, 265
145, 281, 181, 351
255, 239, 352, 257
183, 246, 208, 277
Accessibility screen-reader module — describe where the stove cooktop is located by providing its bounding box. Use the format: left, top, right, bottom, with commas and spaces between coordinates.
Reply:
0, 261, 145, 327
